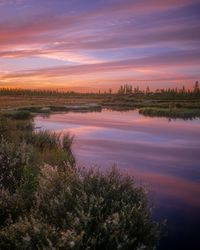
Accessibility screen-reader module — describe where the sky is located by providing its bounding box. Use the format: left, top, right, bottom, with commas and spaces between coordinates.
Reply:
0, 0, 199, 92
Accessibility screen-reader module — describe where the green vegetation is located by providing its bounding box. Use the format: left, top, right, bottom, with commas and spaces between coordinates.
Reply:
0, 82, 200, 117
3, 110, 33, 120
0, 113, 160, 249
139, 107, 200, 119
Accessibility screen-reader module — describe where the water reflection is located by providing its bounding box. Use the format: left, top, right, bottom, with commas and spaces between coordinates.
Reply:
34, 109, 200, 250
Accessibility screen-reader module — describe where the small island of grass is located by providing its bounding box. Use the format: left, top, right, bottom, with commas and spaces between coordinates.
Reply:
139, 107, 200, 119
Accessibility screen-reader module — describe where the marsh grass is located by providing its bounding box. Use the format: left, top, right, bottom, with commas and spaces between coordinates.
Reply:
139, 107, 200, 119
17, 106, 50, 114
0, 114, 75, 189
24, 131, 62, 151
3, 111, 33, 120
1, 88, 200, 112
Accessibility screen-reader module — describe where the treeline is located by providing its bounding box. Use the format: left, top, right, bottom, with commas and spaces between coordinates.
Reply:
117, 81, 200, 98
0, 88, 77, 97
0, 81, 200, 98
0, 88, 112, 98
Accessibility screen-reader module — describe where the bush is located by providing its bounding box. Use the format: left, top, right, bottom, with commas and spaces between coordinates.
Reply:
0, 116, 9, 140
0, 216, 59, 249
0, 139, 33, 192
0, 189, 27, 229
0, 166, 160, 249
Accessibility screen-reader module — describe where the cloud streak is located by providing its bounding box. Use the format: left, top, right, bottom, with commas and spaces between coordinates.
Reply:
0, 0, 199, 89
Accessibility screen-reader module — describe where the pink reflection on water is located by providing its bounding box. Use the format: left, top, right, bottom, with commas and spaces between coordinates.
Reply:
34, 110, 200, 208
127, 169, 200, 208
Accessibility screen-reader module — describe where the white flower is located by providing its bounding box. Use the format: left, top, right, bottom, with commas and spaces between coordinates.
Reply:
69, 241, 75, 248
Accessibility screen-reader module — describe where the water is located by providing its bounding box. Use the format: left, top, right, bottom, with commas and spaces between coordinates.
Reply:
34, 109, 200, 250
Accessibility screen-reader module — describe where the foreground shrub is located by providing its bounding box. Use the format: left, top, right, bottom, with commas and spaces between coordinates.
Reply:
0, 215, 59, 249
0, 189, 26, 228
0, 166, 160, 249
0, 116, 9, 140
0, 139, 34, 192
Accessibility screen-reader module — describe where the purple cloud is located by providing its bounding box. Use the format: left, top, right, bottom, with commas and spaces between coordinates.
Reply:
0, 0, 199, 88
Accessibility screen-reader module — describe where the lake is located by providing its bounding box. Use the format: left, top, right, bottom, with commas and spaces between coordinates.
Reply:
34, 109, 200, 250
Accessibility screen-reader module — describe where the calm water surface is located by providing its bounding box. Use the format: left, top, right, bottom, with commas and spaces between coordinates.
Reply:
34, 109, 200, 250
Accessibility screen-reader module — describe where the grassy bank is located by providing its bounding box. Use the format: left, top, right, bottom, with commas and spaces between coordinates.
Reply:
0, 113, 160, 249
1, 88, 200, 113
139, 107, 200, 119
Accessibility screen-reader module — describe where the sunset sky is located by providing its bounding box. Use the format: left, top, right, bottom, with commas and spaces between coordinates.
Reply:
0, 0, 199, 92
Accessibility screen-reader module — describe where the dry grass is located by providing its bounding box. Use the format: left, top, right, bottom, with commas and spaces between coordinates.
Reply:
1, 95, 200, 118
0, 96, 103, 109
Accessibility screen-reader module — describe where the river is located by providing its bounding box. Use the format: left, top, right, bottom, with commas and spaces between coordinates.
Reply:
34, 109, 200, 250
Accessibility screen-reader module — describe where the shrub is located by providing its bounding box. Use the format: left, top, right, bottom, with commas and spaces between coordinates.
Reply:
0, 115, 9, 140
0, 166, 160, 249
0, 188, 27, 229
0, 216, 59, 249
76, 168, 160, 249
0, 139, 33, 192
